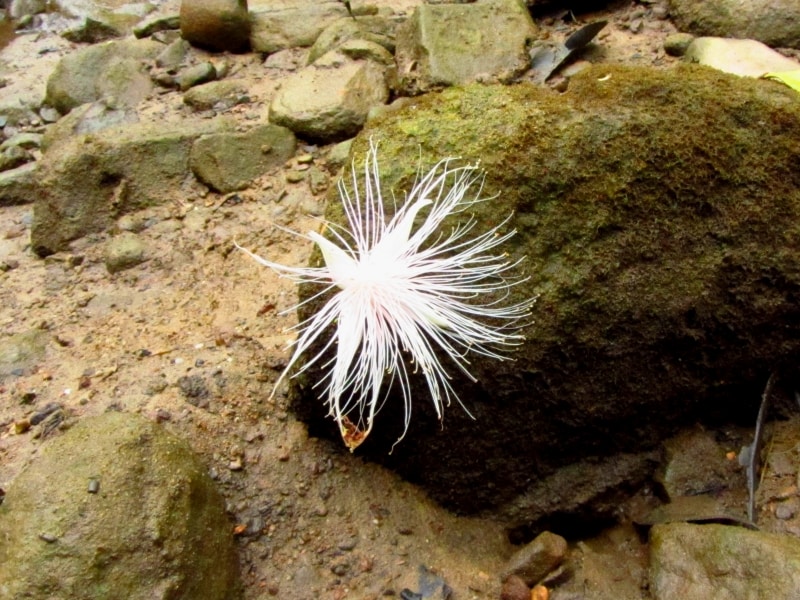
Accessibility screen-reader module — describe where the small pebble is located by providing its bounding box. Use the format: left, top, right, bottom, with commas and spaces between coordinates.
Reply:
531, 584, 549, 600
500, 575, 529, 600
776, 503, 796, 520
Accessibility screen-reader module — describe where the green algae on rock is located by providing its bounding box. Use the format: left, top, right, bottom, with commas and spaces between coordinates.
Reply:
290, 63, 800, 527
0, 412, 241, 600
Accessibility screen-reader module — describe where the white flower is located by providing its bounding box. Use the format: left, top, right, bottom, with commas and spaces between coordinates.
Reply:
237, 141, 532, 451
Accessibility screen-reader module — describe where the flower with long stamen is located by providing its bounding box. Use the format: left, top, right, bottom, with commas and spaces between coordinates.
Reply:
236, 141, 533, 451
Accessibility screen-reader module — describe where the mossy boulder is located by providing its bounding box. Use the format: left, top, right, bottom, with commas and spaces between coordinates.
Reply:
289, 64, 800, 526
0, 412, 240, 600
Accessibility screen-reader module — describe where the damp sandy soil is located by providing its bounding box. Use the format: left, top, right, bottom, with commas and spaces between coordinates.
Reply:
2, 1, 796, 599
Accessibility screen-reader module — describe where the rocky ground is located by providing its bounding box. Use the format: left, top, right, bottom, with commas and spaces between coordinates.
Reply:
2, 1, 800, 599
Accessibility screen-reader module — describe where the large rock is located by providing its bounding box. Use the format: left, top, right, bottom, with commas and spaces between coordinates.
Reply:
669, 0, 800, 49
53, 0, 156, 36
31, 117, 234, 256
269, 44, 390, 142
180, 0, 250, 52
650, 523, 800, 599
289, 64, 800, 528
684, 37, 800, 78
44, 39, 163, 115
190, 123, 297, 193
395, 0, 537, 94
0, 412, 241, 600
249, 0, 350, 54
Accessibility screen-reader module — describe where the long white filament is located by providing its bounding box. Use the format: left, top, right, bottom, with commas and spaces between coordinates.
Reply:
236, 141, 533, 451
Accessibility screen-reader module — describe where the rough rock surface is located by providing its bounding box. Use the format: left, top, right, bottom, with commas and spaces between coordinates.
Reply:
395, 0, 537, 94
291, 64, 800, 526
0, 163, 38, 207
52, 0, 155, 35
249, 0, 351, 54
650, 523, 800, 599
179, 0, 250, 52
307, 15, 400, 64
31, 117, 233, 256
44, 39, 163, 115
190, 123, 297, 193
269, 46, 390, 142
182, 79, 251, 111
669, 0, 800, 49
0, 411, 240, 600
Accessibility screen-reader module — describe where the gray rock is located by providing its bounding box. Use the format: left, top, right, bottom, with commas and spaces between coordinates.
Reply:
656, 428, 735, 501
31, 116, 234, 256
307, 14, 399, 64
133, 13, 180, 39
500, 531, 568, 586
155, 37, 191, 70
104, 231, 146, 273
0, 412, 241, 600
8, 0, 47, 19
650, 523, 800, 599
670, 0, 800, 49
249, 0, 350, 54
183, 79, 250, 111
685, 37, 800, 78
45, 39, 163, 115
395, 0, 537, 94
40, 101, 139, 152
38, 106, 60, 123
53, 0, 154, 37
0, 328, 48, 379
175, 62, 217, 92
180, 0, 250, 52
291, 65, 800, 526
269, 49, 389, 141
62, 16, 123, 43
338, 38, 394, 66
190, 123, 296, 193
0, 162, 38, 207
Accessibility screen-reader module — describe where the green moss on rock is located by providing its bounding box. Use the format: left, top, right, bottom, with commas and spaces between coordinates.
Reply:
0, 412, 241, 600
291, 64, 800, 524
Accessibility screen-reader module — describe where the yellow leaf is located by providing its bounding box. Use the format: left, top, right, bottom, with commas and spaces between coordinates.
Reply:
762, 70, 800, 93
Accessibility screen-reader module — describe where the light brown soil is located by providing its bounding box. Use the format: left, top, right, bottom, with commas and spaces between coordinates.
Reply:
4, 1, 795, 599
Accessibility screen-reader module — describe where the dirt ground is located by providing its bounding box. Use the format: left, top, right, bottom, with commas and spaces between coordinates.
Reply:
3, 1, 797, 599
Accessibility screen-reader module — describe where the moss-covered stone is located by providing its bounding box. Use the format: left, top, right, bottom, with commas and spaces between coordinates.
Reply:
290, 64, 800, 525
0, 412, 241, 600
